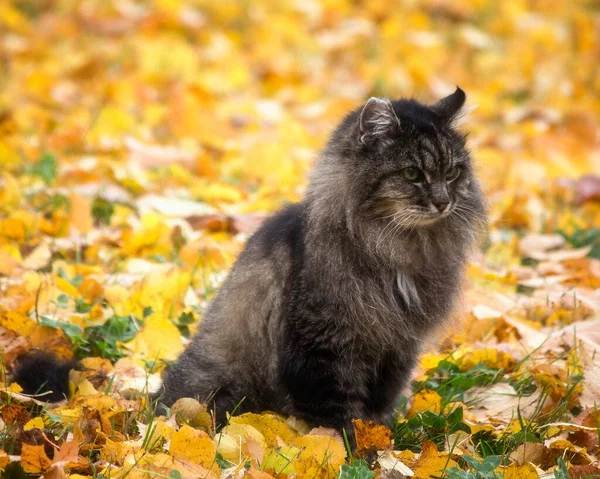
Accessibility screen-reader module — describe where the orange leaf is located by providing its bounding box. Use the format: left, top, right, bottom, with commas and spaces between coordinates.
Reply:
407, 390, 442, 417
21, 443, 53, 474
69, 192, 93, 234
352, 419, 392, 455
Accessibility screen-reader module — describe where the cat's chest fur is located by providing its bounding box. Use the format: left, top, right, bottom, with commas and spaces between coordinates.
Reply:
395, 270, 421, 309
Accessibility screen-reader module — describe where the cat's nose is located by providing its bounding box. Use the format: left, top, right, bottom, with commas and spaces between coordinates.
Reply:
432, 199, 450, 212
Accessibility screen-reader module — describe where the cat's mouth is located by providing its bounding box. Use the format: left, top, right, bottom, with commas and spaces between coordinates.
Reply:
373, 200, 453, 229
415, 205, 453, 225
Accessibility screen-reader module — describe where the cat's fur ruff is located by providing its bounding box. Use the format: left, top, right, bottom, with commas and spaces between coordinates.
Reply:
161, 88, 487, 434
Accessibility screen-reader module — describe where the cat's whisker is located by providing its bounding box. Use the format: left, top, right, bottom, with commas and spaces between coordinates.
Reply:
380, 210, 418, 246
451, 209, 487, 240
451, 206, 488, 234
376, 209, 415, 249
405, 213, 422, 236
376, 212, 404, 250
453, 201, 487, 216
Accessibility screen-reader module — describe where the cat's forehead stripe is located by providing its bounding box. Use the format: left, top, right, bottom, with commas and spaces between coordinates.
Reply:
416, 133, 453, 170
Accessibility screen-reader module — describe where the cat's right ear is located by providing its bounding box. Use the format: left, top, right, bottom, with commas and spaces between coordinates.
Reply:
359, 98, 400, 145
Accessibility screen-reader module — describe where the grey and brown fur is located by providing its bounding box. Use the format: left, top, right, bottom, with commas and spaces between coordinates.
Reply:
160, 88, 487, 436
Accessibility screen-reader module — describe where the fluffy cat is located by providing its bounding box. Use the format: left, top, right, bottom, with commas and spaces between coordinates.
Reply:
159, 87, 487, 435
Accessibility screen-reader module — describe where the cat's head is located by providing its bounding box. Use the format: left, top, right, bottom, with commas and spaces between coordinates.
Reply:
322, 87, 483, 233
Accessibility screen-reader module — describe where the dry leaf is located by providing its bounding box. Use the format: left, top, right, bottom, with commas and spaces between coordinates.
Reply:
352, 419, 392, 454
21, 443, 53, 474
169, 425, 220, 475
412, 441, 458, 479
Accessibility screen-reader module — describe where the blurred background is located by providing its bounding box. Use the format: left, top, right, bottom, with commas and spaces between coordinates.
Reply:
0, 0, 599, 364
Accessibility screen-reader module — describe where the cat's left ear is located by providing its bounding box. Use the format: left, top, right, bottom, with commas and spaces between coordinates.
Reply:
431, 87, 466, 124
359, 97, 400, 145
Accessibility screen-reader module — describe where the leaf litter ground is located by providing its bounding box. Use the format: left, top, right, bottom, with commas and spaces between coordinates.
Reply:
0, 0, 600, 478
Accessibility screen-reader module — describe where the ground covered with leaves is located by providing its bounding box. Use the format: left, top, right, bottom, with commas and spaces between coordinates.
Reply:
1, 0, 600, 478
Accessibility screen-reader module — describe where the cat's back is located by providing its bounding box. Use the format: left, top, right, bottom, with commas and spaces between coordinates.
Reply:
198, 202, 305, 358
242, 201, 305, 267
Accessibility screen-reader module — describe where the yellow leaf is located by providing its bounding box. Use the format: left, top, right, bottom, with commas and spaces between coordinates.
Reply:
420, 353, 450, 371
21, 443, 52, 474
24, 416, 45, 431
88, 106, 136, 142
169, 425, 220, 475
7, 382, 23, 393
122, 313, 183, 362
192, 181, 245, 204
261, 446, 300, 476
0, 171, 21, 212
0, 141, 21, 171
217, 423, 268, 463
22, 242, 52, 270
0, 216, 27, 242
69, 192, 93, 234
75, 378, 98, 396
149, 453, 218, 479
246, 467, 276, 479
143, 419, 175, 445
412, 441, 458, 479
0, 450, 9, 471
137, 269, 191, 316
77, 277, 104, 302
0, 243, 22, 263
0, 311, 73, 359
55, 276, 81, 298
407, 390, 442, 417
502, 462, 540, 479
293, 434, 347, 478
100, 438, 141, 466
230, 412, 298, 447
456, 348, 516, 372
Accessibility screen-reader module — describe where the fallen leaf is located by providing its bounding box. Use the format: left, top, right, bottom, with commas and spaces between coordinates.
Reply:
21, 242, 52, 270
169, 425, 220, 475
21, 443, 53, 474
502, 462, 540, 479
407, 390, 442, 417
352, 419, 392, 454
229, 413, 298, 448
412, 441, 458, 479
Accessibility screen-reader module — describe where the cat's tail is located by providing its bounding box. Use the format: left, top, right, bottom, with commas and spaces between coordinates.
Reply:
12, 351, 77, 402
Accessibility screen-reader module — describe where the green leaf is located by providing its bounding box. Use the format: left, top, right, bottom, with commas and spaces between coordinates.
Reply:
55, 293, 69, 309
215, 452, 232, 469
32, 152, 58, 185
555, 457, 569, 479
339, 460, 374, 479
177, 311, 195, 325
445, 467, 477, 479
39, 316, 83, 338
447, 406, 464, 427
76, 314, 142, 361
92, 197, 115, 226
420, 411, 446, 429
75, 298, 92, 313
479, 455, 501, 472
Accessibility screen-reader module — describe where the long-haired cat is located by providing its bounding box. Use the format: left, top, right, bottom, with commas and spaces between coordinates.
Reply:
159, 88, 487, 434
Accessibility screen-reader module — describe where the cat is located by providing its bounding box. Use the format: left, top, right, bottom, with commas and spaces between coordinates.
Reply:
159, 87, 487, 436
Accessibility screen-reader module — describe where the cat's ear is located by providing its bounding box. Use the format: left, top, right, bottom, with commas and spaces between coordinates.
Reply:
431, 87, 466, 123
359, 97, 400, 145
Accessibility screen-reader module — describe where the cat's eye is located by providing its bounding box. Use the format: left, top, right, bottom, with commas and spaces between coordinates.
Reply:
403, 167, 423, 182
446, 166, 461, 181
